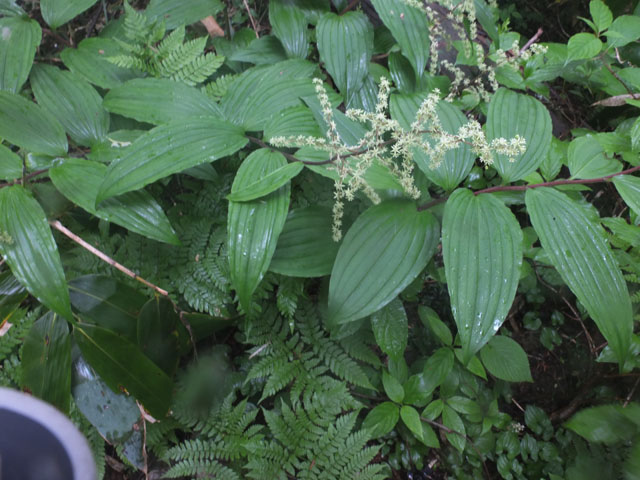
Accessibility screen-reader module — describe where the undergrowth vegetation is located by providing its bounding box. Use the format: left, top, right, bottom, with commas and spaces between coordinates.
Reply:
0, 0, 640, 478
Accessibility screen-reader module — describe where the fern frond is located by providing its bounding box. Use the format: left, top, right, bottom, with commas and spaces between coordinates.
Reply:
157, 25, 186, 57
172, 53, 225, 86
164, 458, 240, 480
203, 74, 237, 101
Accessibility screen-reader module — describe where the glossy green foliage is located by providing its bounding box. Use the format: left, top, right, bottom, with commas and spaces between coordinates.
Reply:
371, 298, 408, 360
227, 162, 303, 202
0, 144, 22, 180
0, 15, 41, 93
479, 335, 533, 382
269, 0, 309, 58
144, 0, 223, 29
137, 297, 181, 375
40, 0, 98, 29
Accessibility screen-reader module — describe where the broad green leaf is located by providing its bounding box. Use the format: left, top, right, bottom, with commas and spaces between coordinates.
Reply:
418, 305, 453, 346
400, 405, 423, 441
442, 405, 466, 451
486, 88, 552, 183
605, 15, 640, 48
388, 52, 416, 93
51, 158, 179, 245
371, 0, 430, 80
104, 78, 222, 125
390, 92, 475, 191
422, 347, 454, 394
442, 189, 523, 363
263, 105, 323, 141
567, 33, 602, 61
269, 206, 339, 277
61, 38, 141, 89
612, 175, 640, 217
362, 401, 400, 438
145, 0, 223, 30
269, 0, 309, 59
0, 144, 22, 180
526, 187, 633, 365
41, 0, 97, 29
228, 35, 288, 65
31, 64, 109, 147
98, 117, 247, 202
403, 374, 432, 406
74, 322, 173, 418
221, 60, 315, 131
565, 405, 638, 444
317, 12, 373, 104
22, 312, 72, 412
480, 335, 532, 382
382, 371, 404, 403
0, 186, 72, 319
328, 200, 439, 324
371, 298, 408, 360
0, 16, 41, 93
227, 162, 303, 202
69, 274, 147, 341
228, 149, 290, 311
0, 0, 25, 16
568, 136, 621, 179
137, 297, 180, 375
0, 91, 67, 156
590, 0, 612, 32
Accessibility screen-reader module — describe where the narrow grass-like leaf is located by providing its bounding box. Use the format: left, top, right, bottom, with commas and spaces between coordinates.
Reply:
442, 189, 523, 363
98, 117, 247, 202
41, 0, 98, 29
74, 322, 173, 418
51, 158, 179, 245
227, 162, 303, 202
480, 335, 533, 382
228, 149, 290, 311
486, 88, 552, 183
0, 16, 41, 93
0, 186, 72, 319
0, 144, 22, 180
328, 200, 439, 324
612, 175, 640, 217
526, 187, 633, 366
0, 91, 67, 156
269, 206, 339, 277
269, 0, 309, 59
31, 64, 109, 147
145, 0, 223, 29
104, 78, 223, 125
22, 311, 72, 413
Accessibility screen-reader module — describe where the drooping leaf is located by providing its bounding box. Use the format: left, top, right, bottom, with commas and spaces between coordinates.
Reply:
526, 187, 633, 365
50, 158, 179, 245
362, 401, 400, 438
227, 162, 303, 202
263, 105, 323, 141
328, 199, 439, 324
418, 305, 453, 346
269, 0, 309, 59
316, 11, 373, 104
567, 33, 602, 61
98, 117, 247, 202
612, 175, 640, 217
590, 0, 613, 32
565, 404, 638, 444
137, 297, 180, 375
0, 90, 67, 156
228, 35, 289, 65
0, 16, 41, 93
145, 0, 223, 30
40, 0, 98, 29
371, 298, 408, 360
442, 405, 466, 452
480, 335, 533, 382
388, 51, 416, 92
422, 347, 454, 394
486, 88, 552, 183
228, 149, 290, 311
568, 135, 621, 179
269, 206, 339, 277
371, 0, 430, 80
22, 311, 72, 413
382, 371, 404, 403
0, 144, 22, 180
400, 405, 423, 441
442, 189, 523, 363
104, 78, 222, 125
31, 64, 109, 147
0, 186, 72, 319
605, 15, 640, 48
74, 322, 173, 418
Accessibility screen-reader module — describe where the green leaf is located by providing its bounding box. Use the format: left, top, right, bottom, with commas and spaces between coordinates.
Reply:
69, 274, 147, 341
50, 158, 179, 245
371, 0, 430, 80
40, 0, 98, 29
486, 88, 552, 183
0, 90, 67, 156
568, 136, 621, 179
98, 117, 247, 202
442, 189, 523, 362
22, 312, 72, 412
442, 405, 466, 451
382, 371, 405, 403
137, 297, 180, 375
263, 105, 323, 141
526, 187, 633, 366
567, 33, 602, 60
390, 92, 475, 191
61, 38, 141, 89
623, 440, 640, 480
480, 335, 533, 382
269, 0, 309, 59
317, 11, 373, 104
589, 0, 612, 32
400, 405, 423, 441
31, 64, 109, 147
328, 200, 439, 324
388, 52, 416, 93
362, 401, 400, 438
228, 149, 290, 311
0, 144, 22, 180
0, 186, 72, 319
422, 347, 454, 393
228, 35, 289, 65
74, 322, 173, 418
227, 162, 303, 202
612, 175, 640, 217
145, 0, 223, 30
418, 305, 453, 346
104, 78, 222, 125
269, 206, 339, 277
371, 298, 408, 360
565, 405, 638, 444
605, 15, 640, 48
0, 16, 41, 93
